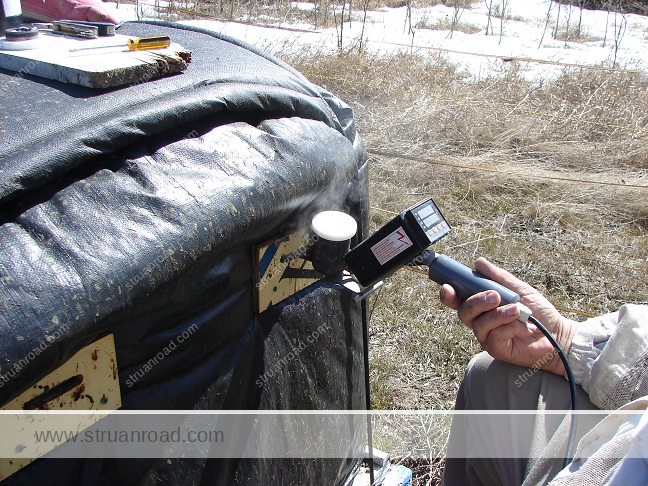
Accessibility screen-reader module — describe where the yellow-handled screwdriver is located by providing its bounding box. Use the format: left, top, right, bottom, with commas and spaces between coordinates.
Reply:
69, 36, 171, 52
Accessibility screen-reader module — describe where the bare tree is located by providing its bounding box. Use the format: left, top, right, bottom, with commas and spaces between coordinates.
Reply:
334, 0, 349, 52
499, 0, 510, 45
538, 0, 554, 48
447, 0, 463, 40
313, 0, 331, 27
553, 0, 562, 39
484, 0, 495, 35
602, 0, 611, 46
404, 0, 415, 36
612, 4, 627, 65
565, 2, 573, 41
358, 0, 371, 53
577, 0, 585, 37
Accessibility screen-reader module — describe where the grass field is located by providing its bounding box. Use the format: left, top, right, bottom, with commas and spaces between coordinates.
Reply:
140, 1, 647, 482
282, 47, 647, 484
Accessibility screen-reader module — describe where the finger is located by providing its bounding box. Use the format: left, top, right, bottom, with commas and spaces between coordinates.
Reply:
440, 284, 462, 310
486, 318, 531, 343
474, 258, 537, 296
456, 290, 501, 329
481, 320, 533, 359
471, 303, 520, 343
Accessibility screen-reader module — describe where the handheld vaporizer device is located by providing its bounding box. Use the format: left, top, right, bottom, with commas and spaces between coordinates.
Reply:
344, 197, 520, 304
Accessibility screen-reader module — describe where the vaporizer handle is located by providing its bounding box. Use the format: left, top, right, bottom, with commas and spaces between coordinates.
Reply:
427, 253, 520, 305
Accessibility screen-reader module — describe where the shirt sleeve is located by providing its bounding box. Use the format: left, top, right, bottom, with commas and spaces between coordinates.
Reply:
567, 304, 648, 410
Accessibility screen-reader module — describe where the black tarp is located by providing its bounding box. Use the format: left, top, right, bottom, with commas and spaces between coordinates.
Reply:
0, 21, 369, 485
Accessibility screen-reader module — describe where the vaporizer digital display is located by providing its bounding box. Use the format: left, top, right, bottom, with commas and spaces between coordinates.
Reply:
406, 199, 450, 243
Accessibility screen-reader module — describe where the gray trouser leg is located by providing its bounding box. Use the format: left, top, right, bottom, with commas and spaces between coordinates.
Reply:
442, 352, 598, 486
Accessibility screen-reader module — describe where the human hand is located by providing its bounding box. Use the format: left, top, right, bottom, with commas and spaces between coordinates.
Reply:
439, 258, 577, 376
20, 0, 121, 24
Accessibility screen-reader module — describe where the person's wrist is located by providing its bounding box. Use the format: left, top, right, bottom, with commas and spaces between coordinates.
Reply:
543, 317, 577, 375
556, 317, 577, 356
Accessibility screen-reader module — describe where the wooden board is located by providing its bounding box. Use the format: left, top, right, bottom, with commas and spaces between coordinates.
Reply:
0, 33, 191, 88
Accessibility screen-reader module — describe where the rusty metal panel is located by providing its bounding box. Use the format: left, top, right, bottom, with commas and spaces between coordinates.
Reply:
0, 334, 121, 481
253, 230, 321, 313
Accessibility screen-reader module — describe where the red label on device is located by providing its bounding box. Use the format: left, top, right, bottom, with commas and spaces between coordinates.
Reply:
370, 227, 413, 265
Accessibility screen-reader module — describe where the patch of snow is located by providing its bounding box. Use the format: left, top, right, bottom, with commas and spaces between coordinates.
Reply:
105, 0, 648, 80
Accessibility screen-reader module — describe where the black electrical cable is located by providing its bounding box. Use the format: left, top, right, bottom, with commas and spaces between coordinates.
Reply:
528, 315, 578, 469
361, 294, 375, 486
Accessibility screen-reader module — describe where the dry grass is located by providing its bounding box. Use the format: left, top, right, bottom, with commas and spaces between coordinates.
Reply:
143, 1, 648, 483
153, 0, 460, 27
283, 48, 648, 484
416, 16, 482, 34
